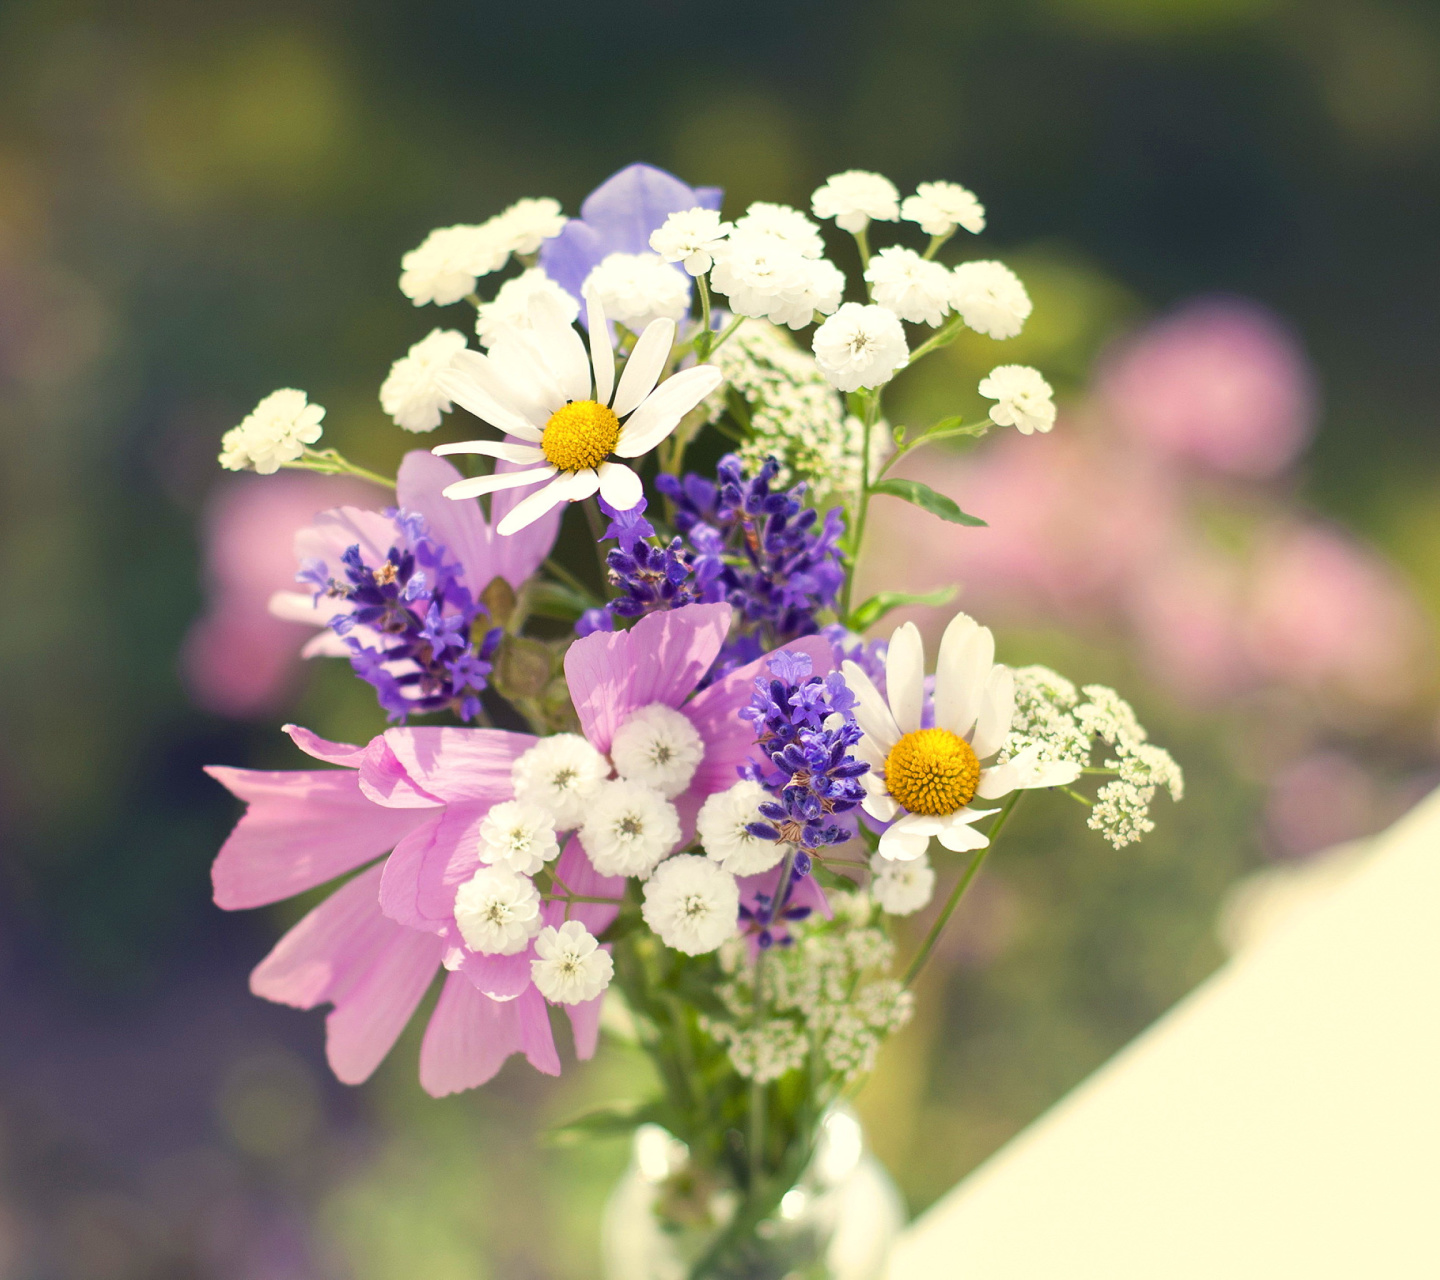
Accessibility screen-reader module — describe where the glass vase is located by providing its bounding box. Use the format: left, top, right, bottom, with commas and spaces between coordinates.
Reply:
601, 1106, 903, 1280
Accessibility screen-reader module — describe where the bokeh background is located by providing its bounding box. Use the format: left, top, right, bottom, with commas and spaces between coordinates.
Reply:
3, 0, 1439, 1275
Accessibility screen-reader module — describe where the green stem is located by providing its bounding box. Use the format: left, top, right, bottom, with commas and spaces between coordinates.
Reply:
922, 231, 953, 261
839, 390, 882, 621
581, 496, 611, 585
282, 448, 395, 489
854, 225, 872, 274
706, 313, 746, 356
905, 314, 965, 365
695, 275, 713, 358
542, 556, 599, 603
902, 791, 1023, 988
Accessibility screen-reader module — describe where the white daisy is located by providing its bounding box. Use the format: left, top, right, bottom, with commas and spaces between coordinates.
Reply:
811, 171, 901, 234
219, 389, 325, 474
901, 181, 986, 237
478, 799, 561, 875
379, 328, 469, 432
531, 921, 613, 1004
696, 779, 788, 876
979, 364, 1057, 435
475, 269, 580, 348
582, 251, 691, 330
842, 615, 1083, 862
431, 290, 722, 533
641, 854, 740, 955
649, 207, 733, 276
609, 703, 706, 799
453, 866, 543, 955
864, 246, 954, 327
510, 733, 611, 830
869, 853, 936, 915
950, 260, 1032, 340
580, 779, 682, 878
811, 303, 909, 393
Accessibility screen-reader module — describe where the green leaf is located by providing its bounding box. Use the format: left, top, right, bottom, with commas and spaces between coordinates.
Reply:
919, 415, 990, 444
546, 1100, 665, 1146
869, 478, 987, 527
846, 585, 958, 631
525, 580, 592, 621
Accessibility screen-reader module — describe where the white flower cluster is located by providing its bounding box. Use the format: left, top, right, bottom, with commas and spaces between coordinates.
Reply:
219, 389, 325, 474
700, 320, 882, 507
708, 922, 913, 1083
379, 328, 469, 432
1002, 668, 1184, 849
583, 251, 691, 330
979, 364, 1056, 435
474, 268, 579, 347
399, 196, 567, 306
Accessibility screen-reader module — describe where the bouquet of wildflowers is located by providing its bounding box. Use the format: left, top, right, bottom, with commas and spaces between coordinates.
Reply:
209, 164, 1181, 1278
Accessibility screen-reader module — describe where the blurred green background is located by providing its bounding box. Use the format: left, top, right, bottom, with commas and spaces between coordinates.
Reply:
2, 0, 1438, 1275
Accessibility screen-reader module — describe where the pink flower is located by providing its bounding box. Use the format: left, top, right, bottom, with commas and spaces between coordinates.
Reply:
1096, 296, 1316, 478
269, 449, 561, 657
181, 472, 376, 716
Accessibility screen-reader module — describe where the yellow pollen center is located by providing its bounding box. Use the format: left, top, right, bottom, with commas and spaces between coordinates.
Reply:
884, 728, 980, 816
542, 399, 621, 472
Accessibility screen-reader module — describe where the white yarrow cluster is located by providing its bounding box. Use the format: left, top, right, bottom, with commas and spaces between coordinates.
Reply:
379, 328, 468, 432
865, 246, 954, 326
453, 866, 543, 955
901, 181, 986, 237
702, 1019, 809, 1083
979, 364, 1057, 435
474, 268, 580, 347
478, 800, 561, 875
710, 240, 845, 330
641, 854, 740, 955
869, 854, 936, 916
649, 207, 733, 276
609, 703, 706, 799
219, 389, 325, 474
399, 197, 566, 306
811, 170, 901, 233
581, 779, 682, 878
511, 734, 611, 829
951, 260, 1032, 340
811, 303, 909, 393
582, 252, 690, 330
697, 779, 788, 875
530, 921, 613, 1004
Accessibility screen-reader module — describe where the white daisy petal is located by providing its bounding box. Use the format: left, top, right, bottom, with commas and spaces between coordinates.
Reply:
597, 461, 643, 511
612, 364, 723, 458
493, 327, 571, 415
611, 317, 675, 418
935, 819, 991, 853
971, 665, 1016, 759
585, 289, 615, 407
496, 468, 600, 536
934, 612, 994, 736
526, 309, 591, 404
841, 660, 901, 750
851, 732, 886, 770
862, 791, 900, 823
435, 356, 545, 440
885, 622, 926, 735
441, 465, 554, 500
431, 439, 545, 464
877, 818, 933, 862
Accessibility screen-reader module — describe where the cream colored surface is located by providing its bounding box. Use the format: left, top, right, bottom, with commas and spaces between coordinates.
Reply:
887, 786, 1440, 1279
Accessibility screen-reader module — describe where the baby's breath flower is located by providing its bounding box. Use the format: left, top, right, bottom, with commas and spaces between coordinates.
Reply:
452, 867, 542, 955
531, 921, 612, 1004
379, 328, 468, 432
649, 207, 733, 276
901, 181, 986, 237
811, 170, 901, 234
709, 239, 844, 329
582, 251, 690, 330
399, 224, 510, 306
951, 260, 1032, 340
495, 196, 567, 255
219, 389, 324, 474
582, 780, 682, 878
870, 854, 935, 915
865, 246, 954, 326
474, 268, 579, 347
812, 302, 909, 393
979, 364, 1057, 435
732, 202, 826, 258
641, 854, 740, 955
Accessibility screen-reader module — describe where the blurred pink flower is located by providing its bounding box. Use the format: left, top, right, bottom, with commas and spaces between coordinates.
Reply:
1096, 296, 1316, 478
1263, 750, 1379, 858
181, 472, 376, 717
1243, 521, 1428, 707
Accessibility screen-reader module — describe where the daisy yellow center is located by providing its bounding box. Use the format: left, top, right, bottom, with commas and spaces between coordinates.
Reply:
542, 399, 620, 472
885, 728, 980, 816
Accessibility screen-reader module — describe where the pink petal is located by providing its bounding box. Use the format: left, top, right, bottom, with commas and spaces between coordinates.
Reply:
376, 813, 445, 932
376, 726, 537, 804
294, 506, 398, 569
378, 799, 495, 932
207, 766, 430, 910
248, 863, 445, 1085
358, 737, 447, 808
283, 723, 367, 768
458, 948, 533, 1000
419, 972, 524, 1096
566, 988, 606, 1060
517, 984, 561, 1076
564, 603, 732, 752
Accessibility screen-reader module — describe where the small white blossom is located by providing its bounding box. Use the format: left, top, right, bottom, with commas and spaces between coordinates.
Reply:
511, 734, 611, 830
649, 207, 733, 276
697, 779, 788, 876
901, 181, 986, 237
870, 854, 936, 916
709, 240, 844, 330
609, 703, 706, 799
811, 170, 901, 234
731, 203, 825, 258
531, 921, 613, 1004
979, 364, 1057, 435
811, 302, 909, 393
702, 1018, 808, 1082
495, 196, 567, 255
581, 780, 681, 878
478, 800, 561, 875
864, 246, 954, 326
641, 854, 740, 955
582, 251, 690, 330
453, 866, 542, 955
379, 329, 468, 432
399, 224, 509, 306
951, 260, 1032, 340
219, 389, 324, 474
474, 268, 580, 347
